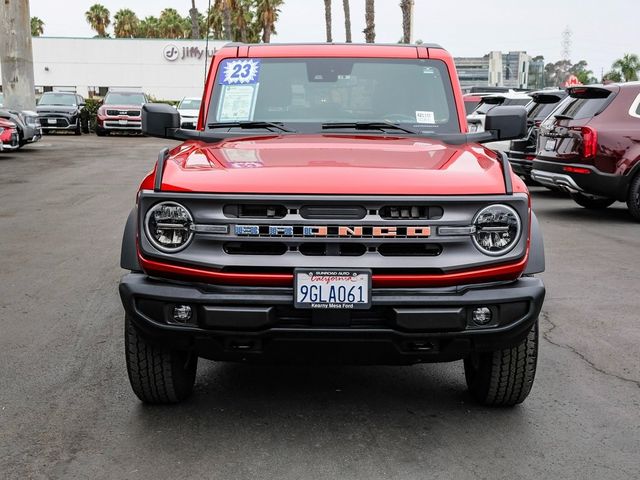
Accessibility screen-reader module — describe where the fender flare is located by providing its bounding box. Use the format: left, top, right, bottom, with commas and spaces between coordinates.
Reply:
120, 207, 141, 271
524, 211, 545, 274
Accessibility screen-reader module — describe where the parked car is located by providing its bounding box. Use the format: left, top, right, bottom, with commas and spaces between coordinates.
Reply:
36, 92, 89, 135
177, 97, 201, 129
120, 43, 545, 407
0, 117, 20, 151
0, 109, 42, 147
462, 93, 492, 115
467, 92, 532, 133
96, 90, 148, 136
506, 89, 567, 182
531, 83, 640, 220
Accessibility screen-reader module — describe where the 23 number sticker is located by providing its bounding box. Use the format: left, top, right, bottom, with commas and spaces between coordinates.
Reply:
220, 59, 261, 85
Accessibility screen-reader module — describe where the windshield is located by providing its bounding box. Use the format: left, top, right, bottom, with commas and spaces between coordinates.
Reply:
38, 93, 77, 106
207, 58, 459, 133
179, 98, 201, 110
104, 92, 146, 105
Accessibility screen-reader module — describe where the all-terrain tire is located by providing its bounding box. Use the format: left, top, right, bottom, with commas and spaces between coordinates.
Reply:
626, 173, 640, 221
125, 315, 197, 404
464, 319, 538, 407
570, 192, 615, 209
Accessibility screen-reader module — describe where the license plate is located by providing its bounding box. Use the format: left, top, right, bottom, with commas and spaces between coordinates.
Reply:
468, 124, 477, 132
47, 118, 57, 124
119, 120, 128, 125
294, 269, 371, 310
544, 139, 556, 151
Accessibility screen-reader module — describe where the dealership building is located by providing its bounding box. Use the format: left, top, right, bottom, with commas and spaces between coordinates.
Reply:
0, 37, 228, 101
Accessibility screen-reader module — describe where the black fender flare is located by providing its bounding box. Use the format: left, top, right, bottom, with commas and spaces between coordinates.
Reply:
120, 207, 141, 271
524, 211, 545, 274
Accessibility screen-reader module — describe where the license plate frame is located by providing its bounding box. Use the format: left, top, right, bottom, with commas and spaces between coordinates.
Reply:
118, 119, 128, 126
47, 118, 57, 125
544, 138, 556, 151
294, 269, 372, 310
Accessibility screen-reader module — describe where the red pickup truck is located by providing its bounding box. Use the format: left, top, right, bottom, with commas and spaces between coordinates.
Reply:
119, 43, 545, 407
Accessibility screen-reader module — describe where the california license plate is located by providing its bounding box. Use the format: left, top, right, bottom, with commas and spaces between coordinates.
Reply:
294, 269, 371, 310
544, 139, 556, 151
119, 119, 128, 125
47, 118, 56, 124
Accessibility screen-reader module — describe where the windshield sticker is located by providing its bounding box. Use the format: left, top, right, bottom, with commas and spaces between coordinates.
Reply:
416, 111, 435, 124
220, 59, 261, 85
217, 84, 259, 122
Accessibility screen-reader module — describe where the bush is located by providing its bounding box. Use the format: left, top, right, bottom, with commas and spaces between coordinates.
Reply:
85, 97, 102, 132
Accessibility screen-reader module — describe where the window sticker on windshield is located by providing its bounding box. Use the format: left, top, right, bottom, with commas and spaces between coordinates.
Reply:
220, 59, 261, 85
416, 111, 435, 124
218, 85, 258, 121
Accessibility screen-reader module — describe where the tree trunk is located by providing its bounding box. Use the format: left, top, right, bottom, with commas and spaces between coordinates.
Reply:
364, 0, 375, 43
400, 0, 413, 44
189, 0, 200, 39
324, 0, 332, 42
222, 0, 232, 40
343, 0, 351, 42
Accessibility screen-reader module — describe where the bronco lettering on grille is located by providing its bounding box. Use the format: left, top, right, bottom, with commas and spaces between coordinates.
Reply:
234, 225, 431, 238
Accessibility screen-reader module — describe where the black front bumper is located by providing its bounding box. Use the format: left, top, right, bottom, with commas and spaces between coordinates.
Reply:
119, 273, 545, 364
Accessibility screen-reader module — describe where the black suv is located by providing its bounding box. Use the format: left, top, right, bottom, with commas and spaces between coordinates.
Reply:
36, 92, 89, 135
506, 90, 567, 183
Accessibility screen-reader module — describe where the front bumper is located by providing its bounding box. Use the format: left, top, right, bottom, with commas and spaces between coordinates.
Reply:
0, 131, 20, 151
120, 273, 545, 364
100, 117, 142, 131
507, 150, 534, 177
40, 116, 78, 131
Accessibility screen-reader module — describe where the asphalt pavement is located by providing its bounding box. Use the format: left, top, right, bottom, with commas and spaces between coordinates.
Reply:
1, 135, 638, 479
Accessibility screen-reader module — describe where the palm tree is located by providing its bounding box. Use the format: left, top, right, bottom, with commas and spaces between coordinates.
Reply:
364, 0, 375, 43
137, 16, 161, 38
30, 17, 44, 37
85, 4, 111, 37
399, 0, 413, 43
114, 9, 139, 38
189, 0, 201, 39
603, 70, 623, 83
216, 0, 234, 40
324, 0, 332, 42
612, 53, 640, 82
159, 8, 187, 39
256, 0, 284, 43
343, 0, 351, 42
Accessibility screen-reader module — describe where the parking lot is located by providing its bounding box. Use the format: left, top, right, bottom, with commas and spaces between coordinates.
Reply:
0, 135, 638, 479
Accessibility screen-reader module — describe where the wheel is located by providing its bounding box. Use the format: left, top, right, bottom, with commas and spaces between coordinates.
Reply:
570, 192, 615, 209
74, 123, 82, 135
464, 319, 538, 406
95, 127, 108, 137
626, 173, 640, 221
124, 315, 197, 404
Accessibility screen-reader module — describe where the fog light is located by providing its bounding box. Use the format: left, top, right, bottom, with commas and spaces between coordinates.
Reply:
472, 307, 492, 325
172, 305, 192, 323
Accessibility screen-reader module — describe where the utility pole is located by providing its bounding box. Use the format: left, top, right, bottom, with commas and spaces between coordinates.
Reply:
0, 0, 37, 110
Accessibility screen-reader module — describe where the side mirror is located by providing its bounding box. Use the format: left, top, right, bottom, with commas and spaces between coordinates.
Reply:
142, 103, 181, 138
484, 106, 527, 141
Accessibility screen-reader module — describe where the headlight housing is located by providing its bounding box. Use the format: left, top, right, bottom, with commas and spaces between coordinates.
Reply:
472, 204, 521, 256
144, 201, 194, 252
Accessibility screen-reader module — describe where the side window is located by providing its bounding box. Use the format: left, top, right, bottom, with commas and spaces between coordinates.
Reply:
631, 93, 640, 118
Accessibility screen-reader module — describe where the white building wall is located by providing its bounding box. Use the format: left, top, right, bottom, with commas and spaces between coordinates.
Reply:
0, 37, 228, 101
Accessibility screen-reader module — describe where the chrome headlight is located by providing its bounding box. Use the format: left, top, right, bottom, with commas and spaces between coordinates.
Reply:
144, 201, 194, 252
472, 204, 522, 256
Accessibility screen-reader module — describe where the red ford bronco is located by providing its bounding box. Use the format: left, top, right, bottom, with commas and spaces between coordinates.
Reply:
119, 43, 545, 406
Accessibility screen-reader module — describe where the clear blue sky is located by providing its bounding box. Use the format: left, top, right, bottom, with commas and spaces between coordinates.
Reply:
30, 0, 639, 79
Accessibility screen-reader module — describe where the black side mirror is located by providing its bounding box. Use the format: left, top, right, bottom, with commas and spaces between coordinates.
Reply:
142, 103, 181, 138
484, 106, 527, 141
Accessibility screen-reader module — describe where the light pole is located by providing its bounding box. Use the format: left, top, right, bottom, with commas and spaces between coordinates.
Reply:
0, 0, 37, 110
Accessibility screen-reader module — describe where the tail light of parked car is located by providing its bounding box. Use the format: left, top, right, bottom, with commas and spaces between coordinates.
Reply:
571, 126, 598, 158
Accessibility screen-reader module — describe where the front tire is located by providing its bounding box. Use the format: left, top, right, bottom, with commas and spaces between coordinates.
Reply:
464, 319, 538, 406
74, 122, 82, 136
125, 315, 197, 404
570, 192, 615, 209
626, 173, 640, 221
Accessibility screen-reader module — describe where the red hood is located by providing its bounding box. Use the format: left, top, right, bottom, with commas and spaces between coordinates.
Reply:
158, 134, 521, 195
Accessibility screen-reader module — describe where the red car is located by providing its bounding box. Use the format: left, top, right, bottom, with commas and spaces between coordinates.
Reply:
0, 118, 19, 151
119, 43, 545, 406
532, 83, 640, 220
96, 90, 148, 136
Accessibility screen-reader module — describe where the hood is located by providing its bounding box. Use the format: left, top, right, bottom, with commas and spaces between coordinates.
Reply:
103, 104, 143, 110
159, 134, 513, 195
36, 105, 78, 114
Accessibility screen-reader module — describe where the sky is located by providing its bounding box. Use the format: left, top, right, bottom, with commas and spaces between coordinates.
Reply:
29, 0, 639, 79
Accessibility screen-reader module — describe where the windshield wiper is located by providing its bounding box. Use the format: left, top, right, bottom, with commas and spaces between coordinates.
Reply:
322, 121, 421, 135
207, 121, 295, 133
